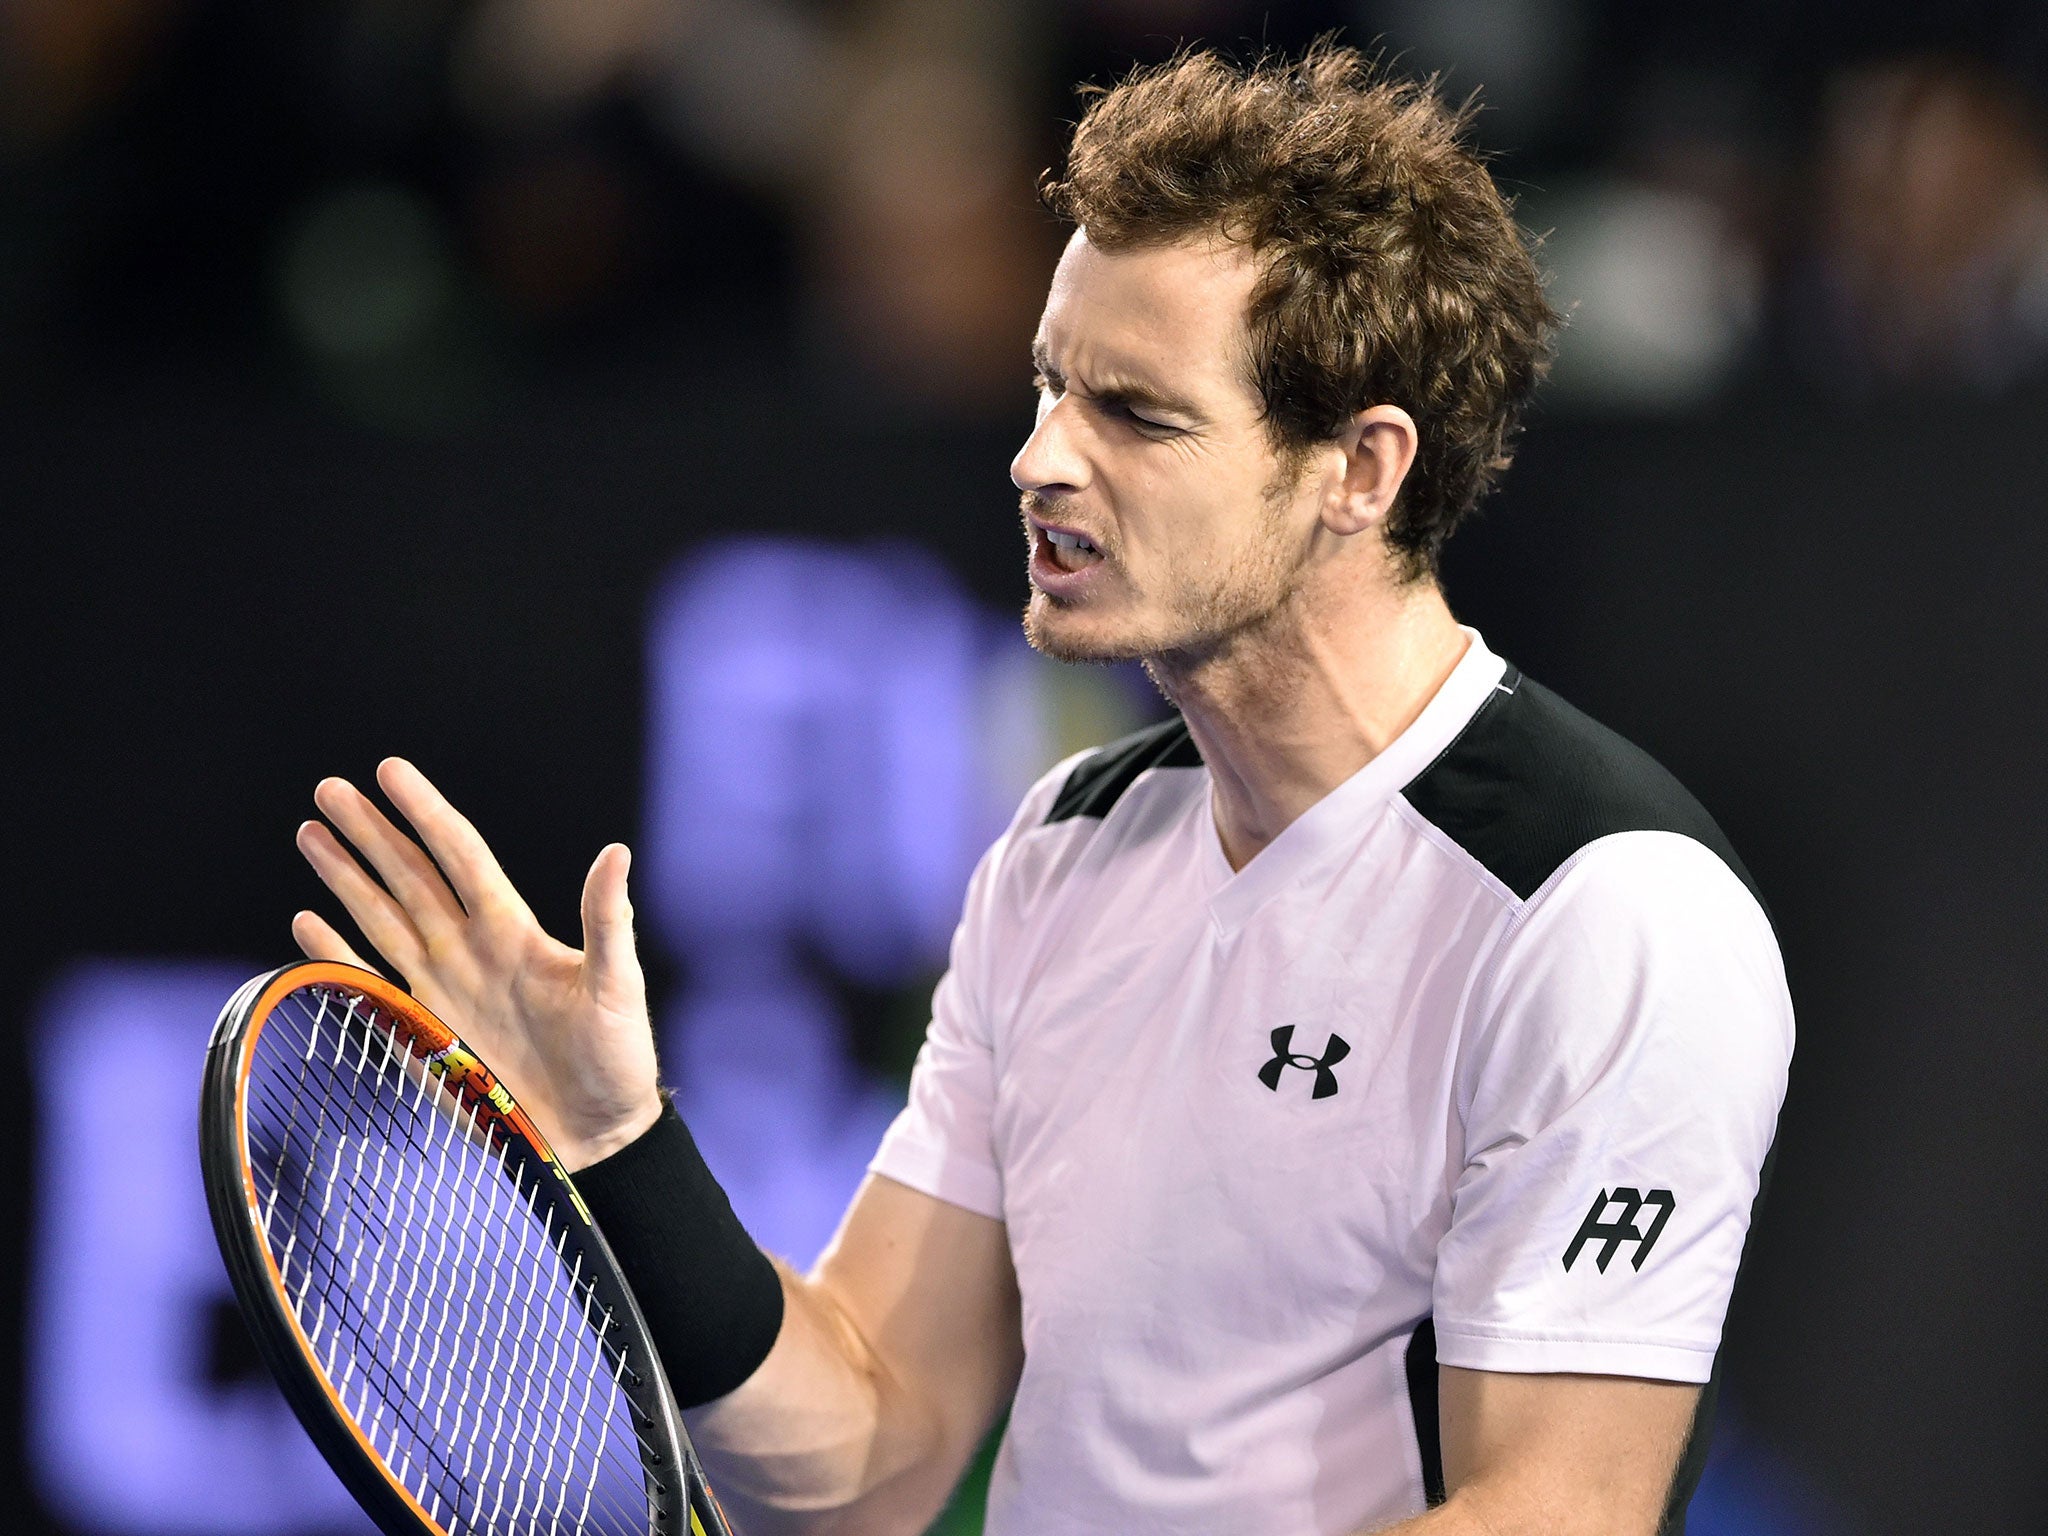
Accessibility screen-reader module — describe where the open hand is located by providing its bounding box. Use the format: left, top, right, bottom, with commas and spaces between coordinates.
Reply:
292, 758, 663, 1170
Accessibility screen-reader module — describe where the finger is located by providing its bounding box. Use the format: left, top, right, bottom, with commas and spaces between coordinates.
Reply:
313, 776, 468, 935
296, 818, 429, 976
291, 909, 383, 975
376, 758, 529, 923
579, 843, 643, 1005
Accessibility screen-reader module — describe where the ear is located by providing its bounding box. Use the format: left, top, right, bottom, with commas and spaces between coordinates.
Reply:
1322, 405, 1419, 537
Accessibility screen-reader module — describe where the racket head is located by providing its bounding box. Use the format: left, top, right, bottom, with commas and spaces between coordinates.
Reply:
200, 960, 727, 1536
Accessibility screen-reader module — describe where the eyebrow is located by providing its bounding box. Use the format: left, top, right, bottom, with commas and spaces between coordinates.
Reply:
1032, 339, 1206, 422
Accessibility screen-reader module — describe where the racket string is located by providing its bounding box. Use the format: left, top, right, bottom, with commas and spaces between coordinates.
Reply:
244, 988, 671, 1536
264, 988, 345, 1321
250, 1011, 659, 1536
411, 1045, 660, 1534
245, 1084, 618, 1530
246, 1081, 643, 1531
260, 994, 664, 1536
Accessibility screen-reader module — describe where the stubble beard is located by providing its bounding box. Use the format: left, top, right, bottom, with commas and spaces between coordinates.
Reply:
1021, 474, 1310, 686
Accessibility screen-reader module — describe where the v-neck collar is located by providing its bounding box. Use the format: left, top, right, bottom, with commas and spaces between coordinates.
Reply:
1201, 628, 1508, 937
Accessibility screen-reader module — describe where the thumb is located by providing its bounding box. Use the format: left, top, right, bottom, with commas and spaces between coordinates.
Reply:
580, 843, 643, 998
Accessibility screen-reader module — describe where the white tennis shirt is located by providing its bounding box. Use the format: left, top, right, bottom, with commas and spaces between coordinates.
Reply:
870, 631, 1792, 1535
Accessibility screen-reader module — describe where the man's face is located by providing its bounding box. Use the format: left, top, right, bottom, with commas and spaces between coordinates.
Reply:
1012, 230, 1325, 664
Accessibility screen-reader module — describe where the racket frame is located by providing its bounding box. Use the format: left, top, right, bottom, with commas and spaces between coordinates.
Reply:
201, 959, 728, 1536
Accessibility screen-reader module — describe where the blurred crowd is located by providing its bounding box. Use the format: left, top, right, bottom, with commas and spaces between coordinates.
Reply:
5, 0, 2048, 420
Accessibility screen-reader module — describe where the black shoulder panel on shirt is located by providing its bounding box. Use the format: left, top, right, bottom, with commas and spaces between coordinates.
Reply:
1045, 715, 1203, 823
1399, 668, 1763, 908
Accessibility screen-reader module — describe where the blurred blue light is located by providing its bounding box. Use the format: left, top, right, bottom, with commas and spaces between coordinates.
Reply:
643, 536, 996, 981
1687, 1412, 1851, 1535
643, 538, 1019, 1264
662, 964, 905, 1265
29, 962, 370, 1535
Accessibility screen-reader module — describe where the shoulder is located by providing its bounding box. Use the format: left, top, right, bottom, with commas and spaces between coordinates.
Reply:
961, 716, 1199, 927
1042, 714, 1203, 824
1426, 677, 1792, 1111
1461, 824, 1793, 1168
1398, 667, 1764, 914
971, 715, 1203, 924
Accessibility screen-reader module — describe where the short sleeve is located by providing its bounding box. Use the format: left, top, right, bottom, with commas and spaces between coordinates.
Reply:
867, 756, 1082, 1220
867, 865, 1005, 1217
1431, 831, 1792, 1384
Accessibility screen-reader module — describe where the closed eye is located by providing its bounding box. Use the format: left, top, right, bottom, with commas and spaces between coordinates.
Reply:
1105, 400, 1182, 435
1034, 368, 1183, 435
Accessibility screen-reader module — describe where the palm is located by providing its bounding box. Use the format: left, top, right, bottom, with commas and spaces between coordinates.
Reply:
292, 758, 664, 1169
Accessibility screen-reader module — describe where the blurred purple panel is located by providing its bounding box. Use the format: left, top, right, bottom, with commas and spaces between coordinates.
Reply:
643, 537, 987, 980
663, 965, 903, 1267
643, 539, 1008, 1266
29, 961, 371, 1535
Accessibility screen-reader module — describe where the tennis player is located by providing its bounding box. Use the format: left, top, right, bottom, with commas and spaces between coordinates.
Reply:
294, 45, 1791, 1536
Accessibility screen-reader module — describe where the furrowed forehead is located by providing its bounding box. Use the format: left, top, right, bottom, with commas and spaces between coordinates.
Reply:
1036, 230, 1263, 414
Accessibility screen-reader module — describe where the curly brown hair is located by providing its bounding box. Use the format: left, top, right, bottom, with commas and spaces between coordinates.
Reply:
1041, 43, 1557, 581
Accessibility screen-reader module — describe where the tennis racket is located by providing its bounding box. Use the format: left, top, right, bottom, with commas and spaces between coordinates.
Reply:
200, 959, 732, 1536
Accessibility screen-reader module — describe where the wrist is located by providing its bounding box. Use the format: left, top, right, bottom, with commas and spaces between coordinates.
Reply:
558, 1094, 665, 1173
572, 1099, 786, 1407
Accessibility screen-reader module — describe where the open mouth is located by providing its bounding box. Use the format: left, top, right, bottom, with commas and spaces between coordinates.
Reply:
1036, 523, 1104, 574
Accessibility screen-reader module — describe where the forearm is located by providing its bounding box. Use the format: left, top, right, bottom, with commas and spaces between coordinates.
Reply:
1364, 1490, 1627, 1536
1373, 1502, 1683, 1536
1359, 1494, 1506, 1536
684, 1263, 956, 1535
575, 1114, 1015, 1535
572, 1113, 932, 1528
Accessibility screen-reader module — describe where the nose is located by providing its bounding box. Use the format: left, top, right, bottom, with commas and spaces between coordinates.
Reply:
1010, 394, 1088, 498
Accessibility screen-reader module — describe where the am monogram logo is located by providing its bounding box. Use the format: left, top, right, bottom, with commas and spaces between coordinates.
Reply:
1257, 1025, 1351, 1100
1562, 1187, 1676, 1272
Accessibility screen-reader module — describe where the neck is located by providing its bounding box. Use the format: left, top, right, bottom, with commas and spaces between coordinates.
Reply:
1148, 575, 1468, 872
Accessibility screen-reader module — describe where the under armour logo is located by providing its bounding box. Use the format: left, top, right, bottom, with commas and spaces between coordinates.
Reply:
1257, 1025, 1350, 1100
1562, 1188, 1675, 1273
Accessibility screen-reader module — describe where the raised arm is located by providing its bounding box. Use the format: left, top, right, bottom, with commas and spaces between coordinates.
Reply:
295, 759, 1023, 1533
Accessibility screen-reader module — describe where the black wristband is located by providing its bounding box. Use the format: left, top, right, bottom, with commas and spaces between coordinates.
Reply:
573, 1099, 786, 1408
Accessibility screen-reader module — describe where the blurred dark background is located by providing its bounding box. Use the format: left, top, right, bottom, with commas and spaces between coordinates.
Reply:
7, 3, 2047, 1533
